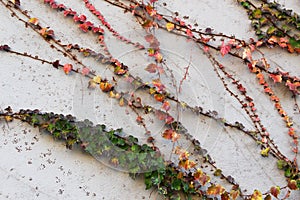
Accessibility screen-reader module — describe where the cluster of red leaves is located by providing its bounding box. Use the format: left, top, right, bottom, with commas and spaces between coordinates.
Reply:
83, 0, 143, 49
248, 62, 298, 153
267, 36, 300, 53
162, 128, 180, 142
144, 34, 163, 62
155, 110, 174, 124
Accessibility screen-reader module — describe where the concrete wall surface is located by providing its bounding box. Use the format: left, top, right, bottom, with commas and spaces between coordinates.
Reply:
0, 0, 299, 199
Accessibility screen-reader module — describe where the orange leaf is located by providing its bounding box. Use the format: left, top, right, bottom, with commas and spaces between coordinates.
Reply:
269, 74, 282, 83
230, 189, 240, 200
100, 80, 113, 92
267, 36, 278, 44
207, 184, 226, 196
154, 93, 165, 102
162, 129, 180, 142
178, 159, 196, 170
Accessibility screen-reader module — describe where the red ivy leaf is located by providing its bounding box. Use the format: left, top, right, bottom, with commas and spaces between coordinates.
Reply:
136, 116, 143, 124
186, 29, 193, 37
165, 115, 174, 124
230, 190, 240, 200
63, 64, 73, 74
270, 186, 280, 198
79, 21, 93, 32
144, 34, 160, 49
152, 79, 166, 92
162, 101, 170, 111
286, 80, 300, 94
237, 84, 246, 94
220, 41, 231, 56
145, 63, 157, 73
81, 67, 90, 76
155, 110, 166, 121
288, 180, 298, 190
64, 8, 77, 17
73, 14, 87, 22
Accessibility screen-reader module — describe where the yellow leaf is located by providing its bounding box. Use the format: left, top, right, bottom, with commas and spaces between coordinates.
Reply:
10, 0, 20, 6
166, 22, 175, 31
93, 75, 101, 84
260, 147, 270, 157
109, 91, 116, 98
4, 115, 13, 122
119, 98, 124, 106
88, 80, 97, 89
149, 87, 156, 94
251, 190, 262, 200
29, 18, 39, 26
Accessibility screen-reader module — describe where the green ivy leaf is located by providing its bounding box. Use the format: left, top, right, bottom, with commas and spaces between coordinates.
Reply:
285, 168, 291, 178
144, 177, 153, 190
131, 144, 140, 152
171, 179, 182, 191
267, 26, 277, 35
289, 37, 300, 48
259, 17, 268, 26
241, 2, 250, 9
252, 9, 262, 19
158, 186, 167, 195
277, 160, 288, 169
213, 169, 222, 176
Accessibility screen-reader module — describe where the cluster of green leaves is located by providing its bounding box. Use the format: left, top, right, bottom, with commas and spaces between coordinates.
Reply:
77, 120, 165, 176
0, 108, 202, 199
239, 0, 300, 52
144, 165, 198, 200
277, 160, 300, 183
